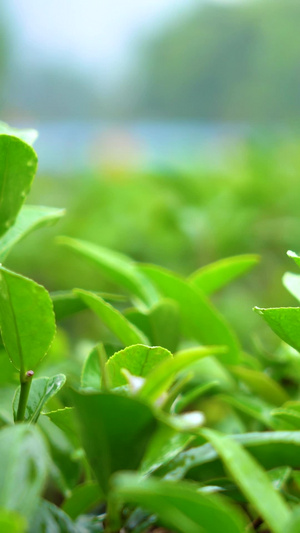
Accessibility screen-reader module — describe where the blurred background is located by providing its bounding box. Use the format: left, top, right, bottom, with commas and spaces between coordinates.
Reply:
1, 0, 300, 350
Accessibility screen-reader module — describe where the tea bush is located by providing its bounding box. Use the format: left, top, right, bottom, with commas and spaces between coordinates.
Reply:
1, 123, 300, 532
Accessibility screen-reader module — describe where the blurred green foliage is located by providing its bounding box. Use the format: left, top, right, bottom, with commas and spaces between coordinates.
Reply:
137, 0, 300, 121
5, 133, 300, 348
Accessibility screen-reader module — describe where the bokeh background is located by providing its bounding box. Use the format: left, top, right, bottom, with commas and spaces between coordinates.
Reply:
1, 0, 300, 350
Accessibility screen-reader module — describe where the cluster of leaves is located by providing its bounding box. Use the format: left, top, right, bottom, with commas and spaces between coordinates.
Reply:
2, 124, 300, 532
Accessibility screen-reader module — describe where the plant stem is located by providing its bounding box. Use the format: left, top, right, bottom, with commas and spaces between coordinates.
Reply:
105, 495, 121, 533
16, 370, 34, 422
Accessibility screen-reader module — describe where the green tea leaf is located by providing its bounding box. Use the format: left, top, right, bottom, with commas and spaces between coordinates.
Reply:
52, 290, 124, 321
45, 408, 78, 446
148, 298, 181, 352
13, 374, 66, 423
0, 122, 38, 146
140, 264, 240, 363
38, 416, 81, 493
0, 425, 48, 519
106, 344, 172, 388
125, 298, 181, 352
62, 482, 103, 520
0, 206, 65, 262
140, 423, 194, 475
112, 473, 247, 533
221, 393, 277, 428
272, 408, 300, 429
75, 289, 148, 346
57, 237, 158, 305
201, 428, 291, 533
175, 381, 218, 413
189, 254, 259, 295
268, 466, 291, 491
81, 345, 102, 391
164, 431, 300, 481
72, 391, 157, 494
254, 306, 300, 352
138, 345, 226, 402
0, 266, 56, 373
0, 135, 38, 237
230, 366, 289, 406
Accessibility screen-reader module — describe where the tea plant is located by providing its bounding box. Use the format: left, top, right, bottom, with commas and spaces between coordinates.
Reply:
1, 123, 300, 532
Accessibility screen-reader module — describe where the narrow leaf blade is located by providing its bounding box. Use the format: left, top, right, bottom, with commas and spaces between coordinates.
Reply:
75, 289, 148, 346
201, 428, 291, 533
189, 254, 259, 295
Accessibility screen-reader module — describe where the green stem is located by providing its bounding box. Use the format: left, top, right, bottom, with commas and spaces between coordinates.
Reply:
105, 495, 121, 533
16, 370, 34, 422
